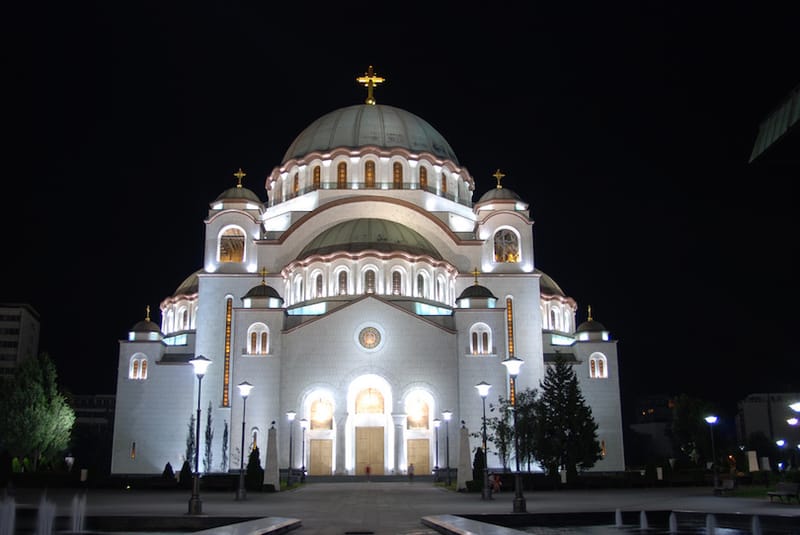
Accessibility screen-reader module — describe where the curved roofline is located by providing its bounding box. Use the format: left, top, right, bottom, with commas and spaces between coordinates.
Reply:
205, 209, 262, 226
260, 196, 483, 248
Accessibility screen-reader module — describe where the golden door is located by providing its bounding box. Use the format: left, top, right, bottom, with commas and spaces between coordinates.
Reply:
309, 439, 332, 476
355, 426, 384, 475
407, 438, 430, 476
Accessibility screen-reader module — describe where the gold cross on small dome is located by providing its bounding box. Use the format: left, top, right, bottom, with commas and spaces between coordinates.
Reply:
492, 169, 505, 189
356, 65, 385, 105
233, 168, 246, 187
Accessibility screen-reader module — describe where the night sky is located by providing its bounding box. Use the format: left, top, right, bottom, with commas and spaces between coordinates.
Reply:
6, 3, 798, 426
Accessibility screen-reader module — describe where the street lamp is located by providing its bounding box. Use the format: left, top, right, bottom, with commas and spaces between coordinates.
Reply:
475, 381, 492, 501
300, 418, 309, 482
442, 410, 452, 487
790, 402, 800, 413
502, 356, 526, 513
286, 411, 296, 485
705, 415, 719, 488
188, 355, 211, 515
433, 418, 441, 481
235, 381, 253, 500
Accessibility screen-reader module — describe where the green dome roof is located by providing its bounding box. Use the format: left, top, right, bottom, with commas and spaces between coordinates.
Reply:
214, 185, 262, 203
298, 219, 442, 260
457, 284, 497, 300
282, 104, 459, 164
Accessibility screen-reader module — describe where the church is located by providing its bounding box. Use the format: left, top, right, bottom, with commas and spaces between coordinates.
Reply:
110, 67, 625, 481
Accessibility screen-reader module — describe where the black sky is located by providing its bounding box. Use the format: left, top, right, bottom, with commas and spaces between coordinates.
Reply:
5, 2, 798, 424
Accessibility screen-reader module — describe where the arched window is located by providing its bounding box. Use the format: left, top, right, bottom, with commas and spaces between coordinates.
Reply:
393, 162, 403, 188
293, 173, 299, 194
294, 276, 304, 302
493, 229, 520, 263
364, 270, 376, 293
419, 167, 428, 190
392, 271, 402, 295
405, 394, 429, 430
219, 227, 245, 262
416, 274, 425, 298
310, 398, 333, 430
129, 355, 148, 379
180, 308, 188, 330
365, 161, 375, 188
440, 172, 447, 194
313, 165, 321, 189
338, 270, 348, 295
248, 323, 269, 355
550, 309, 557, 331
436, 276, 446, 302
589, 353, 608, 378
469, 323, 492, 355
337, 162, 347, 188
356, 388, 384, 414
315, 273, 324, 298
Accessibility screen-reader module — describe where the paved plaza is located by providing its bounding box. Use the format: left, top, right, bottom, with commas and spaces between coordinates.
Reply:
7, 480, 800, 534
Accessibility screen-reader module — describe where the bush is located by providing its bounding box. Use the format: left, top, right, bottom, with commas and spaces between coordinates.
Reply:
162, 462, 175, 480
245, 447, 264, 491
178, 460, 192, 489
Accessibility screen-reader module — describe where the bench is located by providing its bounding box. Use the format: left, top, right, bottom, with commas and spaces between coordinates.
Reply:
713, 478, 735, 495
767, 482, 800, 503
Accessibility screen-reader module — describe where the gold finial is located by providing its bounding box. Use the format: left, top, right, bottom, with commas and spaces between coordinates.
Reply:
587, 305, 593, 321
233, 168, 246, 188
472, 267, 480, 285
145, 305, 150, 321
356, 65, 385, 105
259, 267, 268, 285
492, 169, 505, 189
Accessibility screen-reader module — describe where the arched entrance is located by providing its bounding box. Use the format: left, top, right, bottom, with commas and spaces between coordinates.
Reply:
347, 374, 393, 475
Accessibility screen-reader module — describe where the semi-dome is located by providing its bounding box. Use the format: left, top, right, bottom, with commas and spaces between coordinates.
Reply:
477, 186, 522, 203
242, 284, 283, 301
457, 284, 497, 300
173, 270, 201, 297
536, 269, 566, 297
282, 104, 459, 164
297, 218, 442, 260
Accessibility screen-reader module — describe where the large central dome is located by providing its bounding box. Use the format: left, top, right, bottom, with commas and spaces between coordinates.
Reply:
282, 104, 459, 165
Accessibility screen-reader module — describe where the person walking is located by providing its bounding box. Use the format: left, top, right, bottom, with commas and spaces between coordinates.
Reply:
408, 463, 415, 482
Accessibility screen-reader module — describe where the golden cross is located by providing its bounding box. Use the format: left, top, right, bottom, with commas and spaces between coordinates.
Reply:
260, 267, 268, 284
472, 267, 480, 285
145, 305, 150, 321
356, 65, 385, 105
233, 168, 246, 187
587, 305, 593, 321
492, 169, 505, 189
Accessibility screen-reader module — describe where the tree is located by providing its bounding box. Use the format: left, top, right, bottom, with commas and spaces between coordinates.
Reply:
203, 400, 214, 473
221, 421, 229, 473
670, 393, 715, 467
0, 352, 75, 471
533, 354, 601, 484
245, 446, 264, 491
185, 415, 196, 466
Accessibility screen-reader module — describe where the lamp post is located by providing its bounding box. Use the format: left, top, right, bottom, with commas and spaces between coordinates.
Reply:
502, 356, 526, 513
235, 381, 253, 500
776, 439, 786, 471
705, 415, 719, 488
300, 418, 308, 482
286, 411, 296, 485
433, 418, 441, 481
475, 381, 492, 501
790, 402, 800, 413
188, 355, 211, 515
442, 410, 452, 487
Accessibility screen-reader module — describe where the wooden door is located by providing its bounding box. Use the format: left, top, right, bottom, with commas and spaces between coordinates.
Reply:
407, 438, 430, 476
355, 426, 384, 475
309, 439, 332, 476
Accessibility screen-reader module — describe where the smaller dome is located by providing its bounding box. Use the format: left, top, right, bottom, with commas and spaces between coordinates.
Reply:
242, 284, 283, 301
131, 318, 160, 333
576, 319, 607, 333
214, 185, 262, 204
130, 306, 160, 333
457, 284, 497, 300
477, 186, 522, 203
